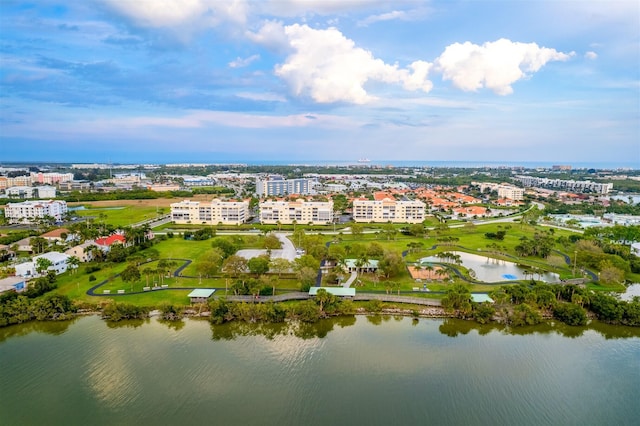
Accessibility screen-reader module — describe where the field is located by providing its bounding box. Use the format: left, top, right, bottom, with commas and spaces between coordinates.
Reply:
68, 196, 213, 227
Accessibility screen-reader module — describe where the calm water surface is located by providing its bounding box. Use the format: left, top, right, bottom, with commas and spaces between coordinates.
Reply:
1, 316, 639, 426
421, 251, 560, 282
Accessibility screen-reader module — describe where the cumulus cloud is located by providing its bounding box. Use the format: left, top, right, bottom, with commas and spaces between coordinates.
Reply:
228, 54, 260, 68
272, 24, 432, 104
245, 20, 290, 52
585, 51, 598, 60
435, 38, 573, 95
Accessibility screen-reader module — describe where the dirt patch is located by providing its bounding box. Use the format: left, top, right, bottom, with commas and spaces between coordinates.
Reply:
407, 265, 446, 281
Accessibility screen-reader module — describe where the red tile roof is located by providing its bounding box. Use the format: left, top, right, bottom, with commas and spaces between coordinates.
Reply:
95, 234, 126, 246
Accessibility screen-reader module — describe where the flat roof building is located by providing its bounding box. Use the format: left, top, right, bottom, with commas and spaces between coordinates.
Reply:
259, 199, 333, 225
4, 200, 68, 224
171, 199, 250, 225
256, 176, 314, 197
352, 198, 425, 223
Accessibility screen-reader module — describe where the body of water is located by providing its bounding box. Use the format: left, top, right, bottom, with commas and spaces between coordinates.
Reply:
1, 316, 638, 426
420, 251, 560, 283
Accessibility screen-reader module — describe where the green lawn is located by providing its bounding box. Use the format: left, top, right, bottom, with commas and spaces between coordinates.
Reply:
73, 205, 161, 227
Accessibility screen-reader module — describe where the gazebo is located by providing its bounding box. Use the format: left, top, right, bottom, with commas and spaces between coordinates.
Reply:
187, 289, 216, 304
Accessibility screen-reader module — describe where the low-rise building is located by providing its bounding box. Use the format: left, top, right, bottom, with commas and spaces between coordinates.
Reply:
171, 199, 250, 225
14, 252, 70, 277
352, 198, 425, 223
5, 186, 56, 199
0, 277, 27, 294
95, 234, 127, 250
4, 200, 68, 224
65, 241, 99, 262
475, 182, 524, 200
514, 176, 613, 194
259, 199, 333, 225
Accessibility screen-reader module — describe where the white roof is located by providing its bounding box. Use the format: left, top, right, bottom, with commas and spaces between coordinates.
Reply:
34, 251, 69, 263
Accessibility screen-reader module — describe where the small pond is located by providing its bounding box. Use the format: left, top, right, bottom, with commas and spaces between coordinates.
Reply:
420, 251, 560, 283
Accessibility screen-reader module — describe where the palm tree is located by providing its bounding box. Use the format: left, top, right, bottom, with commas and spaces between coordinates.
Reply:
66, 256, 80, 274
35, 257, 53, 276
435, 267, 449, 281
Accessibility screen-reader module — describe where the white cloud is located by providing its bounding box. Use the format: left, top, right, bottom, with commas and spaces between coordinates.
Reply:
435, 38, 573, 95
258, 0, 388, 17
245, 20, 290, 52
585, 51, 598, 60
357, 7, 431, 27
102, 0, 248, 28
235, 91, 286, 102
273, 24, 432, 104
228, 54, 260, 68
358, 10, 407, 26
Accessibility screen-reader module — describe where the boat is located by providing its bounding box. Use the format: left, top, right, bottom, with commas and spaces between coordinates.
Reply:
357, 158, 371, 163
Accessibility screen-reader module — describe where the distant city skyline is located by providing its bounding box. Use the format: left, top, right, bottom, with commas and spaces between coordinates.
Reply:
1, 1, 639, 166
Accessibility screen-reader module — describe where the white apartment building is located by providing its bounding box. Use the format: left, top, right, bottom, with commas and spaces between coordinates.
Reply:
5, 186, 56, 199
170, 199, 250, 225
259, 200, 333, 225
514, 176, 613, 194
352, 198, 426, 223
4, 200, 68, 224
256, 176, 315, 197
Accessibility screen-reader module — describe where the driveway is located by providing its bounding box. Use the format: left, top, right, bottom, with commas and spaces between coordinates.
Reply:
236, 232, 296, 262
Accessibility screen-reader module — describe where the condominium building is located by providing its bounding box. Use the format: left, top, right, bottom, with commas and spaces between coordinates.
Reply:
514, 176, 613, 194
256, 176, 314, 197
30, 172, 74, 185
170, 199, 250, 225
475, 182, 524, 200
259, 199, 333, 225
497, 186, 524, 201
4, 200, 68, 224
0, 175, 33, 190
352, 198, 425, 223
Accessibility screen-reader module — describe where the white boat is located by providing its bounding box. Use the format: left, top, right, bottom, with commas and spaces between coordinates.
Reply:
358, 158, 371, 163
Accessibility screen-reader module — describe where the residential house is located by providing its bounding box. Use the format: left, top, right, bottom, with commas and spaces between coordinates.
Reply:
14, 251, 70, 277
0, 277, 27, 294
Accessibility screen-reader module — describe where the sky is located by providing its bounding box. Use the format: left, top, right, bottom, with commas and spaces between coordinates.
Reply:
1, 0, 639, 166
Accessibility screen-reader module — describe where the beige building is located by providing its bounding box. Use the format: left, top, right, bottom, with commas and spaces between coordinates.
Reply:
352, 198, 425, 223
475, 182, 524, 201
259, 199, 333, 225
497, 186, 524, 201
170, 199, 250, 225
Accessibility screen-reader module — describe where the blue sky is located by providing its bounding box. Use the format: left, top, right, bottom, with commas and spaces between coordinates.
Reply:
1, 0, 639, 166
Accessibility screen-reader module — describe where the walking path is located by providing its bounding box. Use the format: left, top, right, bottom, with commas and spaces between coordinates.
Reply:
343, 271, 358, 288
